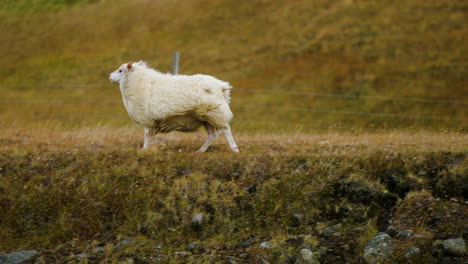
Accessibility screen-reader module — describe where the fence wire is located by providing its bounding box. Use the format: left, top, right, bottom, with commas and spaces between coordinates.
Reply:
0, 84, 467, 124
1, 84, 467, 105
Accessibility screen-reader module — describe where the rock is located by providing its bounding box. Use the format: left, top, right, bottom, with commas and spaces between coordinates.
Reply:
174, 251, 190, 256
260, 241, 273, 249
191, 213, 204, 231
322, 223, 342, 237
0, 251, 39, 264
73, 253, 96, 259
186, 242, 198, 251
441, 238, 466, 257
122, 258, 134, 264
396, 230, 413, 239
259, 258, 271, 264
115, 237, 136, 248
385, 226, 398, 238
295, 248, 320, 264
291, 213, 303, 227
239, 238, 255, 248
353, 225, 366, 232
177, 168, 192, 176
363, 232, 393, 264
94, 247, 105, 253
405, 247, 421, 263
154, 242, 162, 249
226, 256, 237, 264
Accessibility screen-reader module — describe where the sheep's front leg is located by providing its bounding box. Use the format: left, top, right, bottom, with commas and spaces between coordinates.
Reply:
143, 127, 152, 149
197, 123, 217, 152
221, 125, 239, 152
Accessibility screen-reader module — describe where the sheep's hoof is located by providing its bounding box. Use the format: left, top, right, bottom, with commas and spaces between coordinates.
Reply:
231, 147, 240, 153
196, 148, 207, 153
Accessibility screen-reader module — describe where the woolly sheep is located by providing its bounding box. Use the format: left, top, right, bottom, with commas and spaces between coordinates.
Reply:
109, 61, 239, 152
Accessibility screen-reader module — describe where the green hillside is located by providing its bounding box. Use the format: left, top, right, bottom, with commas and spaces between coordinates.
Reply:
0, 0, 467, 130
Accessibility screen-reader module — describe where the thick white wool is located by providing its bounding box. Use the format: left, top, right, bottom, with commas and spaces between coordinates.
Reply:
118, 62, 233, 133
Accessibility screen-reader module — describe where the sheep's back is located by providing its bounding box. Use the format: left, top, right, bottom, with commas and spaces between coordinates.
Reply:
126, 68, 233, 128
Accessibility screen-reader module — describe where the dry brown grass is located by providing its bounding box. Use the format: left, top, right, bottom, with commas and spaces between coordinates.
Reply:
1, 126, 466, 154
1, 0, 467, 130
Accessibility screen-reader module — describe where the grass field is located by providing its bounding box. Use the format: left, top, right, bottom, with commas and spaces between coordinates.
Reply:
0, 0, 467, 130
0, 0, 467, 263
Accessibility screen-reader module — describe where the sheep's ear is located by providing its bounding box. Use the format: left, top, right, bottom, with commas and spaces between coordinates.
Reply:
127, 63, 133, 70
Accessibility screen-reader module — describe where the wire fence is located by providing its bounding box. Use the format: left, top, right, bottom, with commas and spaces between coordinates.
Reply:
1, 84, 467, 105
0, 84, 467, 125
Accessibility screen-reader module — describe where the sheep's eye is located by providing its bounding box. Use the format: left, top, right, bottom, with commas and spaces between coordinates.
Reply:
119, 70, 122, 73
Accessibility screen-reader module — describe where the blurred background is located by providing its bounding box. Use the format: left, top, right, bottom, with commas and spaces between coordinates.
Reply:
1, 0, 467, 132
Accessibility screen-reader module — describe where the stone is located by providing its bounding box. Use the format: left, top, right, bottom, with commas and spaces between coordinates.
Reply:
385, 226, 398, 237
405, 247, 421, 263
396, 230, 413, 239
441, 238, 466, 257
115, 237, 136, 248
226, 256, 237, 264
322, 223, 342, 237
191, 213, 204, 231
259, 258, 271, 264
186, 242, 198, 251
154, 242, 163, 249
363, 232, 393, 264
295, 248, 320, 264
174, 251, 190, 256
94, 247, 105, 253
352, 225, 366, 232
0, 251, 39, 264
239, 238, 254, 248
73, 253, 96, 259
291, 213, 303, 227
260, 241, 273, 249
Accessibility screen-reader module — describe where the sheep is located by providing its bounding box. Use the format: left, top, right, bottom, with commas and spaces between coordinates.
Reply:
109, 61, 239, 152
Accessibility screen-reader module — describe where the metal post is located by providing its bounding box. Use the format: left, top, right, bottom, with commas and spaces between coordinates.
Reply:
172, 51, 179, 75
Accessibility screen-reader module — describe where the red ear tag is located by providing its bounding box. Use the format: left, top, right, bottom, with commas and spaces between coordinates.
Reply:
127, 63, 133, 70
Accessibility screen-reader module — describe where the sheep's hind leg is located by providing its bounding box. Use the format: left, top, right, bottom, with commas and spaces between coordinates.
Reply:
221, 125, 239, 152
143, 127, 152, 149
197, 123, 217, 153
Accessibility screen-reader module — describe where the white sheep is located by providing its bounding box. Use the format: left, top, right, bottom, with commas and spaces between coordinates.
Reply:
109, 61, 239, 152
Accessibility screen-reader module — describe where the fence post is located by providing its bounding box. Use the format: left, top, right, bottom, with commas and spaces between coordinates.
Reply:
173, 51, 179, 75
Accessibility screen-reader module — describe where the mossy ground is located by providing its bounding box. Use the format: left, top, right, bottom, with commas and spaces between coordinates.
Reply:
1, 128, 466, 263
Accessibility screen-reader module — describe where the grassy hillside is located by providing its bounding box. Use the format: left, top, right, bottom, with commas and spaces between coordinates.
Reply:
1, 2, 467, 263
0, 0, 467, 130
0, 128, 467, 263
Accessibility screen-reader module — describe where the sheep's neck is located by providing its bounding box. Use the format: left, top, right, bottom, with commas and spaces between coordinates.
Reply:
119, 77, 149, 126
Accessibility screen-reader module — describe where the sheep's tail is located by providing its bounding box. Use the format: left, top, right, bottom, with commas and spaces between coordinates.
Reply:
221, 82, 232, 104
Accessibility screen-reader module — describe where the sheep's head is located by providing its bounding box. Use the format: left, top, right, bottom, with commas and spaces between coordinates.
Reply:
109, 63, 133, 83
